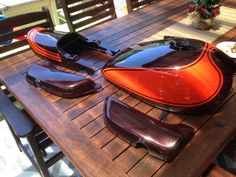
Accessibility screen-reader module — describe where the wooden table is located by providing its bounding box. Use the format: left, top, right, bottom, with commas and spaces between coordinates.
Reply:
0, 1, 236, 177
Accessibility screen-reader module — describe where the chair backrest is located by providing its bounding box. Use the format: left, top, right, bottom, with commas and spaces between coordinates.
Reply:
0, 7, 54, 60
60, 0, 117, 32
127, 0, 159, 12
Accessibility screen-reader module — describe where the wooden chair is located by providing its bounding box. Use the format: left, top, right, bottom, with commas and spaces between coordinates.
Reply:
60, 0, 117, 32
127, 0, 160, 13
0, 7, 54, 60
0, 8, 63, 177
0, 89, 64, 177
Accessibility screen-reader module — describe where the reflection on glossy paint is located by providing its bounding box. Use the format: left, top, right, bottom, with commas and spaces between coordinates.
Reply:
102, 38, 235, 112
104, 97, 194, 161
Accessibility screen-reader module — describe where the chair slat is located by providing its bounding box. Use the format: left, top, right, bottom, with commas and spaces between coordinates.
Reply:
131, 0, 160, 11
69, 0, 107, 13
60, 0, 117, 32
67, 0, 83, 5
0, 22, 51, 43
0, 12, 49, 30
0, 40, 28, 54
70, 2, 114, 21
45, 152, 64, 168
0, 7, 54, 60
73, 10, 115, 30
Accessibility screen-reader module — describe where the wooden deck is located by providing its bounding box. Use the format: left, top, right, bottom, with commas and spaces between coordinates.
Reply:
0, 1, 236, 177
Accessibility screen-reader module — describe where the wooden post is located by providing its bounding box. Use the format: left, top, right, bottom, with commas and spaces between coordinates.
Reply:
126, 0, 133, 13
113, 0, 133, 17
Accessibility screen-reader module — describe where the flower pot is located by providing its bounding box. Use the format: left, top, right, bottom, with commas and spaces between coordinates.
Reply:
189, 12, 213, 30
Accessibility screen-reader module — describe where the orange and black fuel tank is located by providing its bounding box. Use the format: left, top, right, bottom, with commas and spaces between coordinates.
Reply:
102, 37, 236, 113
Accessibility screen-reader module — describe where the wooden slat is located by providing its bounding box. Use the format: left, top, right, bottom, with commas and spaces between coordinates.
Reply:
132, 0, 159, 10
206, 165, 235, 177
80, 115, 105, 138
0, 50, 34, 70
75, 90, 129, 129
69, 0, 108, 13
213, 27, 236, 44
0, 12, 50, 30
71, 2, 114, 21
102, 138, 129, 160
128, 154, 164, 177
73, 10, 115, 30
0, 48, 30, 61
0, 22, 51, 43
223, 0, 236, 8
114, 146, 147, 173
66, 0, 82, 5
0, 7, 54, 60
65, 84, 118, 120
0, 40, 28, 54
60, 0, 116, 32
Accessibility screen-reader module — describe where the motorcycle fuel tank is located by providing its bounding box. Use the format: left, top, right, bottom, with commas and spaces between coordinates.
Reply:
102, 37, 236, 113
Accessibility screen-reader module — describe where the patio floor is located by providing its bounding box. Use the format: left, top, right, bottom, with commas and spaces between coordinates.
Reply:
0, 119, 82, 177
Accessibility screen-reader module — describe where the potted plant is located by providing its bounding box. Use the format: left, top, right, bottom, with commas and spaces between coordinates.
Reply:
189, 0, 221, 30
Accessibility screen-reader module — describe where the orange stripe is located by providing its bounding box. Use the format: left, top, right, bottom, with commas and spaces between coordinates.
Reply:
27, 27, 62, 62
28, 28, 60, 60
29, 28, 61, 62
102, 45, 223, 107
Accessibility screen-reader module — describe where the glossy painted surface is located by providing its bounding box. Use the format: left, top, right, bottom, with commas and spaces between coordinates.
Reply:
26, 64, 101, 98
108, 39, 205, 68
104, 97, 194, 161
27, 27, 95, 74
102, 38, 236, 112
26, 27, 118, 74
27, 27, 63, 62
